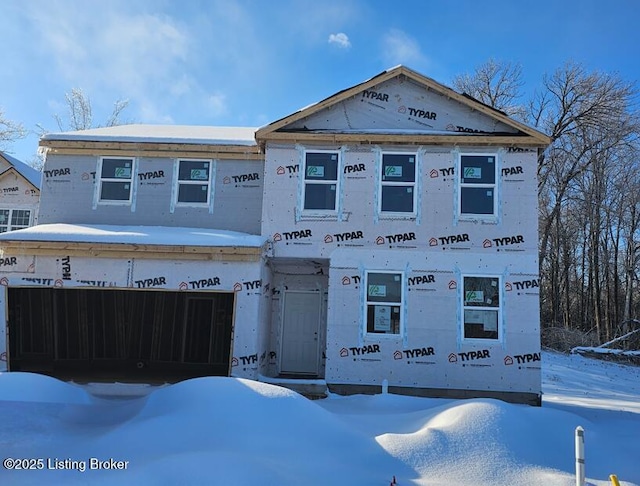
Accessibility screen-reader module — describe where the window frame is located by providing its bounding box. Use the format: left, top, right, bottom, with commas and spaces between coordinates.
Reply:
301, 149, 340, 215
378, 151, 417, 217
174, 158, 214, 207
460, 274, 503, 343
97, 156, 135, 205
0, 208, 32, 233
364, 270, 405, 338
458, 152, 498, 218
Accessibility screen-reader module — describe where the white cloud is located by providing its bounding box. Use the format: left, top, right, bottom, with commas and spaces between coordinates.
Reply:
381, 29, 427, 68
21, 2, 195, 124
206, 92, 227, 118
328, 32, 351, 49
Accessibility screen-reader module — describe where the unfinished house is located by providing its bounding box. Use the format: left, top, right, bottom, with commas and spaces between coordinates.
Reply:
0, 66, 549, 404
256, 66, 549, 405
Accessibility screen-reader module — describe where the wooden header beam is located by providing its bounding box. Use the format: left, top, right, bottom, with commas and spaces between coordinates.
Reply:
0, 240, 265, 262
40, 140, 264, 160
262, 131, 548, 147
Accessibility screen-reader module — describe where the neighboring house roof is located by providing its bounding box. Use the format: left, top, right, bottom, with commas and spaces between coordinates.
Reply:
41, 125, 258, 147
0, 151, 41, 190
256, 65, 551, 147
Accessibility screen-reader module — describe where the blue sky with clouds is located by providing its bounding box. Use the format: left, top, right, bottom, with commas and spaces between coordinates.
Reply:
1, 0, 638, 163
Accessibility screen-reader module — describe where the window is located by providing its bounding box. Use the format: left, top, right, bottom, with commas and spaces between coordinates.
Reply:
0, 209, 31, 232
380, 153, 416, 214
303, 151, 339, 211
98, 157, 134, 203
462, 275, 501, 340
176, 159, 212, 205
459, 154, 497, 216
365, 271, 403, 335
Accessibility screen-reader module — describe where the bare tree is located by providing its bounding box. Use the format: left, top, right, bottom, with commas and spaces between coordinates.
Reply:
0, 108, 27, 150
52, 88, 130, 132
454, 58, 640, 346
534, 63, 639, 269
32, 88, 132, 170
452, 58, 526, 119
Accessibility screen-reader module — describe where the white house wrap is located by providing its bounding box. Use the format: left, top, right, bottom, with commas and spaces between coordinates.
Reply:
0, 66, 549, 404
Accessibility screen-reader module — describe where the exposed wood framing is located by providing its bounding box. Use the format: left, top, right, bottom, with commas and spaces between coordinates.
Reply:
0, 241, 264, 262
40, 140, 264, 160
262, 132, 545, 147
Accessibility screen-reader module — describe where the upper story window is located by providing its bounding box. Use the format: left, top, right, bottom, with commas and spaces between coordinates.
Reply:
379, 153, 416, 215
175, 159, 213, 206
459, 154, 497, 217
98, 157, 134, 204
302, 151, 339, 212
365, 271, 404, 336
461, 275, 502, 341
0, 209, 31, 232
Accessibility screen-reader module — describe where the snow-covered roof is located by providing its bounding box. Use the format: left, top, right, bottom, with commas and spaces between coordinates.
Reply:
41, 125, 258, 147
0, 151, 42, 189
0, 223, 266, 247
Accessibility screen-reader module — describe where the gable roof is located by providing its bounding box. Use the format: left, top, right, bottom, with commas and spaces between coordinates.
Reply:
256, 65, 550, 148
0, 151, 41, 190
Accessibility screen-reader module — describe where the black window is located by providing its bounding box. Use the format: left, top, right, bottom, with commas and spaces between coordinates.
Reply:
99, 158, 134, 203
459, 154, 497, 216
380, 153, 416, 214
365, 272, 403, 335
303, 152, 339, 211
176, 160, 212, 205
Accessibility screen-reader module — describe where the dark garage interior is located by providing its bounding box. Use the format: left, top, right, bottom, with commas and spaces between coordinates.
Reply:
7, 287, 235, 383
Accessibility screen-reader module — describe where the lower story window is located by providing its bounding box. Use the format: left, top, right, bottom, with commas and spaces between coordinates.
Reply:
365, 271, 403, 335
0, 209, 31, 233
462, 275, 501, 340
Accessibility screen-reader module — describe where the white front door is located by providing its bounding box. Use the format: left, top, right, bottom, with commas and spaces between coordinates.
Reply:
281, 291, 321, 375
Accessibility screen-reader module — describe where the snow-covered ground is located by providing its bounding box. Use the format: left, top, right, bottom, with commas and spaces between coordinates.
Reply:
0, 351, 638, 485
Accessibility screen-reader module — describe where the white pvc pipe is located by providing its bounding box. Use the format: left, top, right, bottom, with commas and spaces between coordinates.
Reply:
575, 426, 585, 486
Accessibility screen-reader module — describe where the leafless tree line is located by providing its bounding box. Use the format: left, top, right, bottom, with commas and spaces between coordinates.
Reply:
454, 59, 640, 345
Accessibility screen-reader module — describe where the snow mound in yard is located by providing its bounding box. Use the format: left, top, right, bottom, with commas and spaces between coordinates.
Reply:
377, 397, 582, 485
89, 377, 413, 485
0, 371, 92, 404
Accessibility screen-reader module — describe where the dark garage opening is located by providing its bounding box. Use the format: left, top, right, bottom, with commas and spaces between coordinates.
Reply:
7, 287, 235, 382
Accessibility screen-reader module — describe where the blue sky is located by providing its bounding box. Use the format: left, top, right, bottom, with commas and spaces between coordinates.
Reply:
1, 0, 639, 163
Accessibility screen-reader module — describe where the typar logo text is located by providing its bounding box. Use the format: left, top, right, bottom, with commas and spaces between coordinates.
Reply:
381, 232, 416, 244
179, 277, 221, 290
339, 345, 381, 361
430, 233, 470, 246
226, 172, 260, 187
44, 167, 71, 179
483, 235, 525, 248
325, 231, 364, 244
448, 349, 491, 363
275, 230, 312, 241
504, 352, 541, 366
